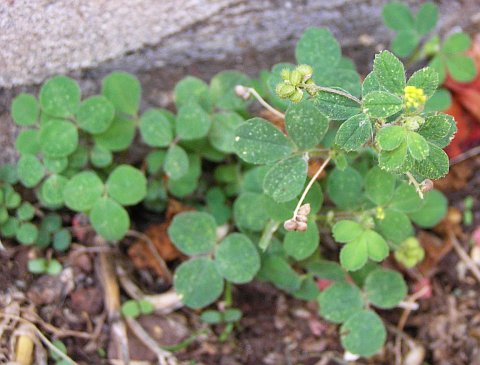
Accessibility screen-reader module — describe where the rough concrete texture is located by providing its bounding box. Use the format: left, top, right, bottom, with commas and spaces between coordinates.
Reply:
0, 0, 480, 163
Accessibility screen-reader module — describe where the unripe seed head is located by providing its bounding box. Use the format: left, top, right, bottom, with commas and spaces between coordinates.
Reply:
276, 83, 296, 99
290, 89, 304, 103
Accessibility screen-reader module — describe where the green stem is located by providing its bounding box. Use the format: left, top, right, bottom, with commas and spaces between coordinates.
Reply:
224, 281, 233, 308
259, 219, 280, 251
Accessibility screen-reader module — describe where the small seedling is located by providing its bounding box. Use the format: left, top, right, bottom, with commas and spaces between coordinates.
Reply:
27, 258, 62, 275
121, 299, 155, 318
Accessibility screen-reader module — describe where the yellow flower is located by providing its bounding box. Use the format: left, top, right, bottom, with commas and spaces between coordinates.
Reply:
404, 86, 427, 109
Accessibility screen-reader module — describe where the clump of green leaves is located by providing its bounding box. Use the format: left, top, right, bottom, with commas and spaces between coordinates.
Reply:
382, 1, 477, 111
4, 10, 457, 359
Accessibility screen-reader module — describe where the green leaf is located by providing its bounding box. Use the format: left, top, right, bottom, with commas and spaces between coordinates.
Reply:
94, 116, 136, 152
365, 166, 395, 206
138, 300, 154, 315
407, 131, 430, 161
201, 310, 222, 324
365, 269, 407, 309
295, 27, 341, 70
0, 164, 18, 184
377, 126, 406, 150
415, 2, 438, 35
378, 141, 408, 172
411, 143, 449, 179
313, 91, 361, 120
102, 71, 141, 116
164, 145, 189, 180
284, 219, 320, 260
176, 102, 212, 140
332, 220, 364, 243
223, 308, 242, 323
409, 189, 447, 228
335, 113, 372, 151
363, 91, 403, 118
326, 167, 363, 209
307, 260, 346, 282
429, 55, 447, 84
68, 145, 89, 169
418, 114, 455, 142
63, 171, 104, 212
39, 76, 81, 118
209, 71, 252, 111
40, 174, 68, 206
233, 192, 269, 232
443, 32, 471, 54
233, 118, 292, 164
263, 156, 307, 203
424, 88, 451, 112
41, 213, 62, 233
314, 69, 362, 97
17, 154, 45, 188
363, 230, 389, 262
259, 256, 302, 292
39, 119, 78, 158
318, 282, 364, 323
382, 2, 414, 31
11, 93, 39, 126
392, 29, 418, 58
208, 112, 244, 153
174, 258, 224, 309
215, 233, 260, 284
15, 129, 40, 155
340, 239, 368, 271
174, 76, 210, 110
292, 275, 321, 301
90, 197, 130, 241
53, 228, 71, 252
43, 157, 68, 174
407, 67, 439, 98
373, 51, 406, 95
16, 222, 38, 245
285, 101, 328, 149
446, 55, 477, 82
16, 202, 35, 221
340, 310, 386, 357
121, 300, 140, 318
76, 95, 115, 134
90, 145, 113, 168
376, 209, 413, 244
167, 154, 201, 198
168, 211, 217, 255
362, 72, 383, 97
28, 258, 47, 274
45, 259, 62, 275
106, 165, 147, 206
390, 182, 423, 213
146, 150, 166, 175
1, 217, 19, 238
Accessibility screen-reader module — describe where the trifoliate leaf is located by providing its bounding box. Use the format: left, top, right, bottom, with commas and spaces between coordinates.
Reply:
139, 108, 174, 147
176, 102, 212, 140
39, 76, 81, 118
76, 95, 115, 134
102, 71, 141, 116
363, 91, 403, 118
63, 171, 104, 212
372, 51, 406, 95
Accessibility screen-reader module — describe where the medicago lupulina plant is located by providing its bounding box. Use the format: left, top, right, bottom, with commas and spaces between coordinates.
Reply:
4, 11, 462, 358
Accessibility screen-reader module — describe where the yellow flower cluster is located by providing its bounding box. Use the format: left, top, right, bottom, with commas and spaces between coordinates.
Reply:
403, 86, 427, 109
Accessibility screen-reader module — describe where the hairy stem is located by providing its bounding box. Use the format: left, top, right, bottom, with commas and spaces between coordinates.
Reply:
293, 156, 332, 219
406, 172, 424, 199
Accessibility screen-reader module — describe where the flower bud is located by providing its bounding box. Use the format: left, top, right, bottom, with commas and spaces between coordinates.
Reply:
296, 64, 313, 80
289, 70, 302, 86
290, 89, 304, 103
280, 68, 291, 81
276, 83, 296, 99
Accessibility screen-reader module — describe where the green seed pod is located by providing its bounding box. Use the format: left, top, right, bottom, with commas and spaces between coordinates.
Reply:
296, 64, 313, 80
289, 89, 303, 103
276, 83, 296, 99
289, 70, 302, 86
280, 68, 291, 81
394, 237, 425, 268
404, 116, 424, 131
